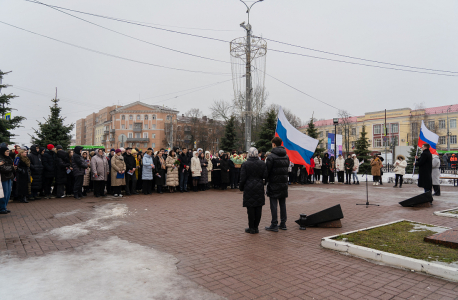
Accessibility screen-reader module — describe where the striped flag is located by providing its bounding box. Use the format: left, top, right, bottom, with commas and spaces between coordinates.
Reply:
418, 120, 439, 155
275, 107, 319, 173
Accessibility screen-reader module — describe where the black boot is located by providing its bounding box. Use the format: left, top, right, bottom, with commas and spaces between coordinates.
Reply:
20, 197, 29, 203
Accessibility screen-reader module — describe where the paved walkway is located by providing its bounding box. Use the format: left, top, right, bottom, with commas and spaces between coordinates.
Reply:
1, 183, 458, 299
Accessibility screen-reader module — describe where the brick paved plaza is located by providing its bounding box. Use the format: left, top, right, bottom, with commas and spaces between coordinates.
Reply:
1, 183, 458, 299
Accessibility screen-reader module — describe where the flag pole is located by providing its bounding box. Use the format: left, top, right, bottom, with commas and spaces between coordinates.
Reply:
412, 146, 419, 175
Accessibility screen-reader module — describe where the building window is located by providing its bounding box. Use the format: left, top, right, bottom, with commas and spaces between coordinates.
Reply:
390, 123, 399, 134
319, 131, 323, 138
144, 124, 148, 129
439, 120, 446, 129
152, 143, 156, 148
144, 143, 148, 148
351, 141, 356, 148
451, 119, 457, 129
121, 125, 125, 129
129, 124, 132, 129
136, 115, 141, 120
439, 136, 446, 144
166, 115, 171, 121
143, 133, 148, 138
351, 128, 356, 136
135, 133, 140, 138
136, 143, 140, 148
337, 128, 342, 135
152, 134, 156, 139
374, 138, 382, 148
428, 120, 435, 131
122, 115, 125, 120
151, 124, 156, 129
451, 135, 457, 144
128, 132, 133, 138
144, 115, 148, 120
373, 124, 381, 135
129, 115, 133, 120
152, 115, 156, 120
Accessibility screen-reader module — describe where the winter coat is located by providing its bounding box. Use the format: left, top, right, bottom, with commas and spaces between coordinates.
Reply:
415, 148, 432, 189
110, 155, 126, 186
55, 150, 70, 185
394, 157, 407, 176
336, 157, 345, 172
451, 154, 457, 168
154, 155, 166, 186
28, 146, 43, 190
91, 153, 109, 181
71, 146, 88, 177
191, 153, 202, 178
0, 153, 14, 182
220, 157, 231, 184
166, 155, 179, 187
309, 158, 315, 175
16, 155, 30, 196
123, 153, 137, 172
370, 158, 382, 176
240, 157, 268, 207
266, 146, 290, 199
322, 155, 330, 175
179, 153, 190, 174
345, 158, 354, 173
442, 154, 449, 165
81, 153, 91, 186
313, 157, 322, 169
212, 157, 221, 170
206, 155, 213, 182
353, 158, 360, 172
198, 157, 208, 184
432, 155, 441, 186
42, 149, 57, 178
142, 154, 154, 181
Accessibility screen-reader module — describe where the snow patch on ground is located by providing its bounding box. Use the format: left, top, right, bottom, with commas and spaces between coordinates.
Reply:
409, 223, 449, 234
0, 236, 223, 300
54, 209, 81, 218
38, 203, 128, 240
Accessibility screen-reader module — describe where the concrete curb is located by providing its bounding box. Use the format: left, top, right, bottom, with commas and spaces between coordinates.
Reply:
434, 208, 458, 219
321, 220, 458, 282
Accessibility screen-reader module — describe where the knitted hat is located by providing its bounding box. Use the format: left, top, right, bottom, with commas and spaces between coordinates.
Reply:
115, 149, 122, 154
110, 148, 115, 152
47, 144, 55, 150
56, 145, 63, 150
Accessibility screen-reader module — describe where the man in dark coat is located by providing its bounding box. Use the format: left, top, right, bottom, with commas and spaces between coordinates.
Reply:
42, 144, 57, 198
265, 137, 290, 232
219, 154, 231, 190
211, 152, 221, 189
179, 147, 190, 193
123, 147, 138, 195
71, 146, 88, 199
240, 147, 268, 234
344, 154, 354, 185
28, 145, 43, 200
415, 143, 433, 193
55, 147, 70, 198
322, 153, 330, 184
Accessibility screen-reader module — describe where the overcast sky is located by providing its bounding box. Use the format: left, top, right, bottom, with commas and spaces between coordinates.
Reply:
1, 0, 457, 145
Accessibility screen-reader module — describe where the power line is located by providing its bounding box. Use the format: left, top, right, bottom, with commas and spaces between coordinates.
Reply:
25, 1, 458, 77
0, 21, 231, 76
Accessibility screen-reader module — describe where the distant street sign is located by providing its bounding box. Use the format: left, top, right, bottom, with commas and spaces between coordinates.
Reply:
5, 113, 11, 120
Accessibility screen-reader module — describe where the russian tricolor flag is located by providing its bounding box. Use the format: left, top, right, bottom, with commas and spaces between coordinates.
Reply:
418, 120, 439, 155
275, 107, 318, 173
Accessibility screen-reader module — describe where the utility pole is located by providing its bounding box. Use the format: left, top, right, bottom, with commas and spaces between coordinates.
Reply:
0, 69, 3, 119
447, 106, 451, 151
384, 109, 387, 163
239, 0, 263, 151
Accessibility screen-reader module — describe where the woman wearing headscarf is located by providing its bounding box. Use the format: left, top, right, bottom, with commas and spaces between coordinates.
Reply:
166, 149, 179, 193
55, 149, 71, 198
91, 148, 109, 197
198, 152, 208, 191
219, 153, 230, 190
142, 150, 154, 194
190, 151, 202, 192
15, 149, 30, 203
205, 151, 213, 190
313, 154, 322, 184
71, 146, 88, 199
321, 153, 330, 184
211, 152, 221, 189
432, 154, 441, 196
240, 147, 267, 234
370, 155, 382, 186
393, 154, 407, 188
0, 147, 15, 214
111, 149, 126, 197
81, 151, 91, 196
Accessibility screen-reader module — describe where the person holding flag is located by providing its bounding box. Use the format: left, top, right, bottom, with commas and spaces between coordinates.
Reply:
413, 121, 438, 193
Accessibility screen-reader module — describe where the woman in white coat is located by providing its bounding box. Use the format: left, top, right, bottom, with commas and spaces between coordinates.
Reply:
432, 154, 441, 196
190, 151, 202, 192
393, 154, 407, 188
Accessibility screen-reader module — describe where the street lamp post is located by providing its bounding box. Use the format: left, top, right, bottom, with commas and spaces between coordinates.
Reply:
333, 118, 339, 179
239, 0, 264, 151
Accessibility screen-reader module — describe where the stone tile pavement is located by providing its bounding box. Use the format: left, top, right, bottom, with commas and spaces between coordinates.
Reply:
1, 183, 458, 299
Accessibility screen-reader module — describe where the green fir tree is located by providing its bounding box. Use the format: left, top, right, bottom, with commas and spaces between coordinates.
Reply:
0, 70, 26, 143
255, 108, 277, 153
305, 117, 324, 155
30, 95, 74, 149
406, 145, 421, 174
220, 115, 238, 152
354, 125, 372, 174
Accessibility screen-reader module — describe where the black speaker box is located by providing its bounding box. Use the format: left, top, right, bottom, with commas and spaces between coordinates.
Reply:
296, 204, 344, 227
399, 191, 433, 207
